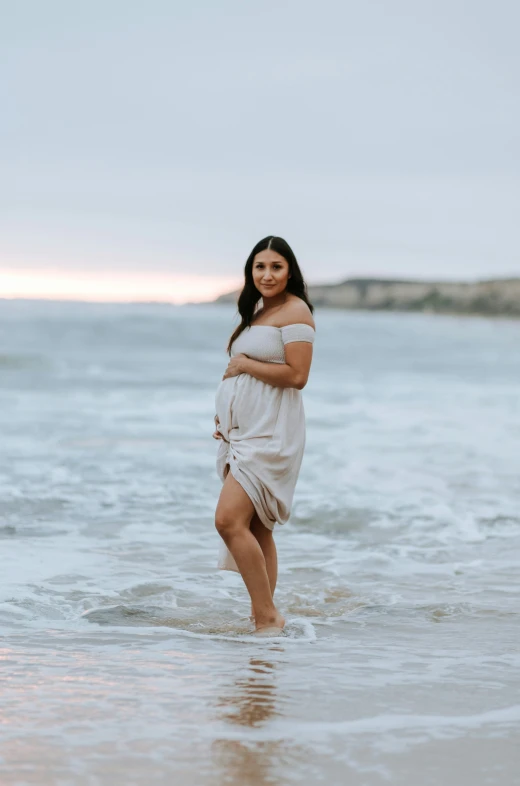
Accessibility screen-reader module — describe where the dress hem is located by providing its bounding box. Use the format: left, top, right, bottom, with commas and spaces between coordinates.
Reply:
217, 454, 276, 573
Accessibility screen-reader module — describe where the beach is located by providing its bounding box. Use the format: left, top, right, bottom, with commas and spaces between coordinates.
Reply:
1, 300, 519, 785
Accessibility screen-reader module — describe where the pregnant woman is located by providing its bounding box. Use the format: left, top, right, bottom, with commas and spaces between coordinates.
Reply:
213, 235, 315, 636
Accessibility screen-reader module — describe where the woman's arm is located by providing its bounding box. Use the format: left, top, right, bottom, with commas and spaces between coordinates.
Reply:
224, 343, 313, 390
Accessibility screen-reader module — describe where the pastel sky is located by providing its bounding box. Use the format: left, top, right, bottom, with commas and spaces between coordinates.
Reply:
1, 0, 519, 303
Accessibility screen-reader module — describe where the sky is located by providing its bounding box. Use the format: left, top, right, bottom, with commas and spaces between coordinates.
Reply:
1, 0, 519, 303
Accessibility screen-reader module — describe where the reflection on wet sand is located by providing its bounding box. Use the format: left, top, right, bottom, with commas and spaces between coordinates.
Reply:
216, 658, 279, 727
212, 656, 298, 786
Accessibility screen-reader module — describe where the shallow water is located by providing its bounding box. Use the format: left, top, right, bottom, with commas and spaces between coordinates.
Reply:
1, 299, 519, 785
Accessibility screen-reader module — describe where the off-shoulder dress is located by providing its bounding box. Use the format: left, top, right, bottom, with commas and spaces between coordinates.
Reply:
214, 322, 315, 572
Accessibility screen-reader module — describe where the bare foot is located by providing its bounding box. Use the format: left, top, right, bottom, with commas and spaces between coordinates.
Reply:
255, 611, 285, 635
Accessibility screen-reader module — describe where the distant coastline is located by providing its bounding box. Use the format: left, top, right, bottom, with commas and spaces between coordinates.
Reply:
2, 277, 520, 317
210, 277, 520, 318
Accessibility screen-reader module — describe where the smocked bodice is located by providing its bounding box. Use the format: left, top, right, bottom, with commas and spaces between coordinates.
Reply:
230, 323, 315, 364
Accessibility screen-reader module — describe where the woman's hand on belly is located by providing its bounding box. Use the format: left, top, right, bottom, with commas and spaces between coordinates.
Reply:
222, 353, 248, 381
213, 414, 223, 440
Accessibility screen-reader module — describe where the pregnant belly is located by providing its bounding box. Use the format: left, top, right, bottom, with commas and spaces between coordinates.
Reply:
216, 374, 282, 440
215, 375, 242, 438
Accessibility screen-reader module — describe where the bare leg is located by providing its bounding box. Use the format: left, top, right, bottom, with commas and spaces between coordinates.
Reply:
215, 466, 284, 632
249, 514, 278, 621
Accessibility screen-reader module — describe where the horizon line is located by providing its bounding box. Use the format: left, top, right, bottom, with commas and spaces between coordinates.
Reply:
0, 267, 520, 305
1, 271, 518, 308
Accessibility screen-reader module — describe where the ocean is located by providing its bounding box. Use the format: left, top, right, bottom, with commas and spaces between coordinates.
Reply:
1, 299, 519, 785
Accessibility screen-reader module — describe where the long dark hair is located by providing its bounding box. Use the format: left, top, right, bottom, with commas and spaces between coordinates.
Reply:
226, 235, 314, 355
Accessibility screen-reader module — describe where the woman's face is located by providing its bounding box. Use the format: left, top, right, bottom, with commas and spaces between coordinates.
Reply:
252, 249, 291, 298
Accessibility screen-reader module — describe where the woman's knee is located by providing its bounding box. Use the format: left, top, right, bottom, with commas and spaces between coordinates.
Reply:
215, 512, 243, 541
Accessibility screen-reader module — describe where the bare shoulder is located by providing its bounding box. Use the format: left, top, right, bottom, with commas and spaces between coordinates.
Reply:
279, 296, 316, 330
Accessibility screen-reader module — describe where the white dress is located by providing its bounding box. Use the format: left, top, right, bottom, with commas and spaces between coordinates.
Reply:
214, 322, 315, 572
